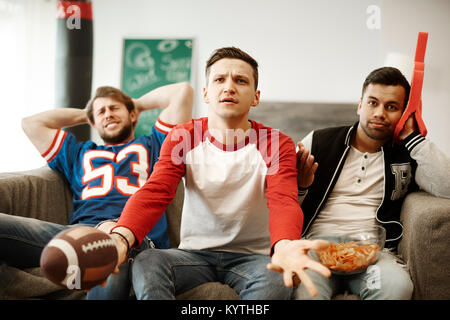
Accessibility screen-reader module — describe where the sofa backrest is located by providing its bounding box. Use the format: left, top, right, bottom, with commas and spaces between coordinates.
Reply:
165, 182, 184, 248
0, 166, 73, 224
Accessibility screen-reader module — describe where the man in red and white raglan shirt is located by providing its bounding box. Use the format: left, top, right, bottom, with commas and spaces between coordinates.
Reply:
110, 47, 331, 299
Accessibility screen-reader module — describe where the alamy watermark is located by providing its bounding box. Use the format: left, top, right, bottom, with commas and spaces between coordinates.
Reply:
366, 5, 381, 30
169, 120, 281, 175
65, 265, 82, 289
57, 3, 82, 30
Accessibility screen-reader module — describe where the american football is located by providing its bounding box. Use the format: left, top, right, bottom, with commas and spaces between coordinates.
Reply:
40, 226, 118, 290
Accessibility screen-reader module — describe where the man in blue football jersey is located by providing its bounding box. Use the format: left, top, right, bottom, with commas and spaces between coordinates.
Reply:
0, 82, 193, 299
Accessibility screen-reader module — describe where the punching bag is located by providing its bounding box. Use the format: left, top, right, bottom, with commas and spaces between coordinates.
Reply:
55, 0, 93, 141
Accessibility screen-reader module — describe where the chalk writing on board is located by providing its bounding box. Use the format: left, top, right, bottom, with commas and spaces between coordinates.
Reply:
161, 55, 191, 82
124, 42, 159, 92
121, 39, 193, 137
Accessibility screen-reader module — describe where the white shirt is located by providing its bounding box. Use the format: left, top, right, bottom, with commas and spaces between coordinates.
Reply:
180, 138, 270, 254
301, 132, 384, 235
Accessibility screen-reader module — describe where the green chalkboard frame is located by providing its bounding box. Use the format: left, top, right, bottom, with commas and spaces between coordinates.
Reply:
121, 38, 193, 137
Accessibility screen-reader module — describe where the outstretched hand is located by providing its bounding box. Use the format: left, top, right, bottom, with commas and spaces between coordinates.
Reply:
296, 142, 318, 189
267, 239, 331, 297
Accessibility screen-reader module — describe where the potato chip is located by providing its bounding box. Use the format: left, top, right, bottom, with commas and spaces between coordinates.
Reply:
317, 242, 379, 273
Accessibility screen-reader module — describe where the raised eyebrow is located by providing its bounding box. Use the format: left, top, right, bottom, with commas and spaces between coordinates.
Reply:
386, 100, 401, 106
234, 74, 250, 80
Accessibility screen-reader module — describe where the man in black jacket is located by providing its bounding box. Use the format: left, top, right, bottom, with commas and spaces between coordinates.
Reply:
294, 67, 450, 299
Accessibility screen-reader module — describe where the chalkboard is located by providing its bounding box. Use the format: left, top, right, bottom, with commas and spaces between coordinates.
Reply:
121, 38, 193, 137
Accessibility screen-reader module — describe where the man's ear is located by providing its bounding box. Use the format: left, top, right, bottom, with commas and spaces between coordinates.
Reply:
357, 98, 362, 115
130, 109, 137, 121
86, 111, 95, 128
251, 90, 261, 107
202, 87, 209, 104
130, 109, 138, 128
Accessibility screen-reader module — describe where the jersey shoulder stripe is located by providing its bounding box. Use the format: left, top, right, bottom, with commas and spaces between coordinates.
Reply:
41, 129, 67, 163
155, 117, 176, 135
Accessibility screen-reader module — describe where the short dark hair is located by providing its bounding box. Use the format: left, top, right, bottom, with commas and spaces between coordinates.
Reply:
362, 67, 411, 108
205, 46, 259, 89
85, 86, 135, 124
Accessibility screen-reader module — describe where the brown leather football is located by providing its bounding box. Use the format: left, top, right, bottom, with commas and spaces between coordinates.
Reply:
40, 226, 118, 290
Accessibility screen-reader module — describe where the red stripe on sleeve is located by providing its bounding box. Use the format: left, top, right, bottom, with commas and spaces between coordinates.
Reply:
157, 117, 176, 129
41, 129, 61, 158
259, 126, 303, 255
154, 117, 178, 135
46, 131, 67, 163
41, 129, 67, 163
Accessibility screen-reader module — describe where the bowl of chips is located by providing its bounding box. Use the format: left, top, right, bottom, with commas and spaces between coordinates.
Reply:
307, 225, 386, 275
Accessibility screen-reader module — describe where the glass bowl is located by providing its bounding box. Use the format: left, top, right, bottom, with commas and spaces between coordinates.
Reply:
306, 225, 386, 275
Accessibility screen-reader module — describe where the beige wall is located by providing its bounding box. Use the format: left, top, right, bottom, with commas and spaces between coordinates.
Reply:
380, 0, 450, 155
1, 0, 448, 171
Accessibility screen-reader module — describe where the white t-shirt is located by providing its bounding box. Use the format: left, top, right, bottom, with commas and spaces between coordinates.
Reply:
117, 118, 302, 255
301, 132, 384, 235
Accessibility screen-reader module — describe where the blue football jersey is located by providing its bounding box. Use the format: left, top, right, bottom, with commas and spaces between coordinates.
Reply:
41, 119, 175, 249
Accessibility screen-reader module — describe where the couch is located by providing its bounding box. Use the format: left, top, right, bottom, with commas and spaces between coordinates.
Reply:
1, 166, 449, 300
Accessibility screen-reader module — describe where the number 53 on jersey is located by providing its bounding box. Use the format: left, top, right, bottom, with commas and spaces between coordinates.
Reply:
81, 144, 149, 200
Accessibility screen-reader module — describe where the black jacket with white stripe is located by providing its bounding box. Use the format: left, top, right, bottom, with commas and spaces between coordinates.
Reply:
299, 122, 449, 250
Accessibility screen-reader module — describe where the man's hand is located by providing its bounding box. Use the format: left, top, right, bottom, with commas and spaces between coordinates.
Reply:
267, 239, 331, 297
85, 222, 127, 292
398, 115, 418, 141
96, 220, 117, 234
109, 234, 127, 274
96, 220, 122, 273
296, 142, 318, 189
108, 227, 136, 274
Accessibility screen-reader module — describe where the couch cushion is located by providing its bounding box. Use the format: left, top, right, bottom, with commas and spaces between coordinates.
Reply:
399, 192, 450, 299
0, 167, 72, 224
166, 182, 184, 247
0, 264, 85, 300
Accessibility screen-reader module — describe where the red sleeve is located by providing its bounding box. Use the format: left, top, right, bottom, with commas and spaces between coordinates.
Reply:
113, 125, 190, 245
264, 130, 303, 255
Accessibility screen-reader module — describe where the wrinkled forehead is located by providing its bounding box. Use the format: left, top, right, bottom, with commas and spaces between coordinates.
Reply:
207, 58, 254, 80
92, 96, 125, 111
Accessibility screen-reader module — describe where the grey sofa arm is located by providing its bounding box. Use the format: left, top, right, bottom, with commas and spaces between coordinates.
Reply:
0, 166, 84, 299
398, 191, 450, 300
0, 166, 72, 225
